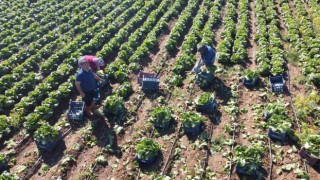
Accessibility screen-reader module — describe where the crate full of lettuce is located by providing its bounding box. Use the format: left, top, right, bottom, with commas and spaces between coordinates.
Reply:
195, 92, 216, 112
135, 138, 160, 164
181, 112, 204, 135
151, 106, 172, 129
234, 145, 264, 177
34, 124, 62, 152
195, 66, 216, 88
242, 70, 258, 87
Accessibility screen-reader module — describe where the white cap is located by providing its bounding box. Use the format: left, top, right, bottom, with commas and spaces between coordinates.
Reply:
94, 58, 105, 66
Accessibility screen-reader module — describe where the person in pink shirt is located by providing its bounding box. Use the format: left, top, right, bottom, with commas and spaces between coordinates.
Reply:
80, 55, 106, 73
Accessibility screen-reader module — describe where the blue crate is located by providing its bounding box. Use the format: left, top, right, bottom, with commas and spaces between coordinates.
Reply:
142, 77, 160, 91
136, 152, 158, 164
269, 76, 285, 92
182, 124, 201, 135
67, 101, 85, 121
268, 128, 287, 143
242, 77, 258, 87
36, 131, 62, 152
196, 101, 216, 112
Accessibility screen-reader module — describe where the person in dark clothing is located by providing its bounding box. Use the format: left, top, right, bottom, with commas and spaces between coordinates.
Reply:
75, 58, 104, 116
193, 45, 216, 73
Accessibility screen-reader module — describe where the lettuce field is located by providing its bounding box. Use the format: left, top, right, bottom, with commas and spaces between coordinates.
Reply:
0, 0, 320, 179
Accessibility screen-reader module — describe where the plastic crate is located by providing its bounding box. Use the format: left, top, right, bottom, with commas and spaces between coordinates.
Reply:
269, 76, 285, 92
136, 152, 158, 164
299, 147, 319, 166
196, 100, 216, 112
268, 128, 287, 143
142, 77, 160, 91
35, 131, 62, 152
242, 77, 258, 87
67, 101, 85, 121
97, 74, 109, 89
196, 72, 213, 88
182, 124, 201, 135
138, 71, 156, 85
235, 164, 259, 177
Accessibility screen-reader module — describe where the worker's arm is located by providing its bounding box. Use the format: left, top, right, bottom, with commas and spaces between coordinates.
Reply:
94, 73, 104, 82
75, 81, 85, 98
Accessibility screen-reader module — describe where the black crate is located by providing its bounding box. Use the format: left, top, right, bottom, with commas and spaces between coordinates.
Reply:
299, 147, 319, 166
235, 164, 259, 177
196, 101, 216, 112
268, 128, 287, 143
182, 124, 201, 135
242, 77, 258, 87
136, 152, 158, 164
269, 76, 285, 92
97, 75, 109, 89
142, 77, 160, 91
35, 131, 62, 152
67, 101, 85, 121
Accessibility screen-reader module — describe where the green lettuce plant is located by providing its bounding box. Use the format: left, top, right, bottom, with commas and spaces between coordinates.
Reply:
135, 138, 159, 160
34, 124, 60, 145
151, 107, 172, 128
181, 112, 204, 128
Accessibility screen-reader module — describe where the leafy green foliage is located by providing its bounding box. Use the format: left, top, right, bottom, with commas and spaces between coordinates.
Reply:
0, 154, 5, 165
103, 95, 125, 116
115, 82, 132, 98
244, 70, 258, 80
299, 124, 320, 159
294, 91, 320, 121
34, 124, 59, 145
181, 112, 204, 128
0, 116, 10, 140
135, 138, 159, 160
196, 92, 215, 105
0, 171, 19, 179
151, 107, 172, 128
234, 145, 264, 173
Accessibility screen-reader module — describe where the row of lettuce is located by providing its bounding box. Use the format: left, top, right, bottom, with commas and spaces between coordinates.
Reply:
0, 0, 124, 113
0, 0, 95, 60
0, 0, 189, 174
0, 0, 148, 141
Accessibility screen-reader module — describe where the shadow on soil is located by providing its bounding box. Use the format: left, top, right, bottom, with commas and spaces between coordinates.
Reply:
203, 77, 232, 105
155, 119, 178, 136
41, 141, 67, 166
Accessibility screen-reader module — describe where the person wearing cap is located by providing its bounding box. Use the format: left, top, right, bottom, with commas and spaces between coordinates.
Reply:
75, 58, 105, 116
81, 55, 106, 73
193, 45, 216, 73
